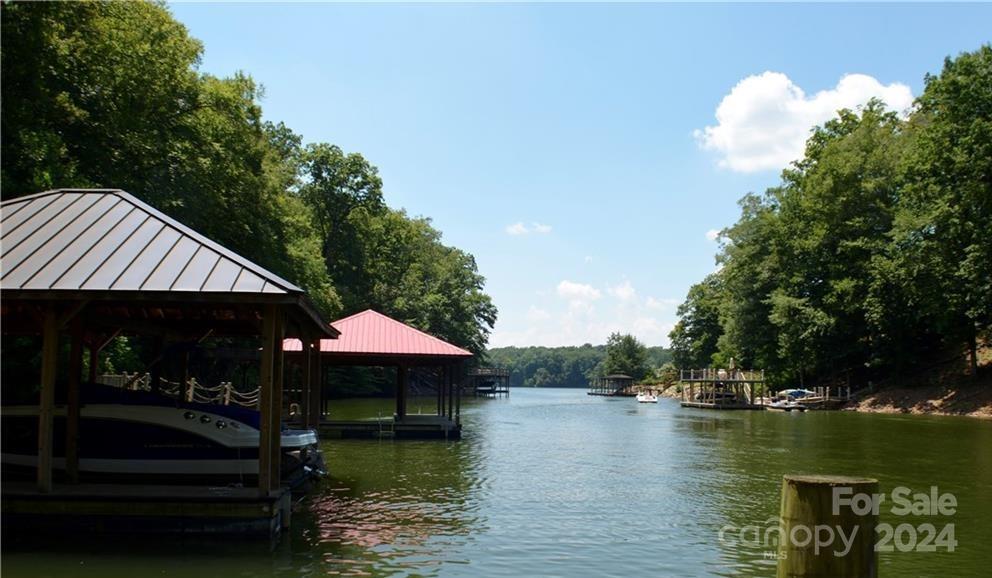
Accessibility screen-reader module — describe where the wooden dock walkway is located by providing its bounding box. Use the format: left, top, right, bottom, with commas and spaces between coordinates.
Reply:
1, 482, 292, 537
317, 415, 461, 439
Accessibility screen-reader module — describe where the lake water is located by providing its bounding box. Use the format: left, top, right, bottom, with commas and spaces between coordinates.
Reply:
4, 388, 991, 577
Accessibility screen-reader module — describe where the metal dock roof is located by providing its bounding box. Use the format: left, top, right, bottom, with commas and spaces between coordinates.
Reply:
284, 309, 473, 358
1, 189, 303, 294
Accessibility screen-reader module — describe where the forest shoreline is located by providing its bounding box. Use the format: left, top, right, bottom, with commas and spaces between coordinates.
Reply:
844, 381, 992, 419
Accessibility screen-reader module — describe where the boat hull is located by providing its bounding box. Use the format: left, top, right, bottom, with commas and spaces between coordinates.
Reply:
1, 403, 325, 488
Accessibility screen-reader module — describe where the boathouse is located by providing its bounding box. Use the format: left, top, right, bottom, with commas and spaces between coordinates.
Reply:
679, 368, 765, 409
284, 309, 473, 439
0, 189, 336, 536
588, 374, 634, 396
467, 367, 510, 398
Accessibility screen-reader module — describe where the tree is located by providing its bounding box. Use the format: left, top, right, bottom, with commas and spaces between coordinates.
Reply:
887, 46, 992, 374
669, 274, 724, 368
603, 333, 649, 380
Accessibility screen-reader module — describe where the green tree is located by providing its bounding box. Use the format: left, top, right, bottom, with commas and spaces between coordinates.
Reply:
669, 274, 724, 368
886, 46, 992, 374
603, 333, 649, 380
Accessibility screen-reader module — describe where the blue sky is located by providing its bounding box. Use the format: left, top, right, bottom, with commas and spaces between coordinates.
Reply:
170, 2, 990, 348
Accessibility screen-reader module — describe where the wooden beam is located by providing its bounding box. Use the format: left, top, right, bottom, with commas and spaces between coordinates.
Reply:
66, 317, 84, 483
308, 339, 322, 428
37, 306, 59, 493
301, 342, 312, 428
258, 304, 277, 496
269, 310, 285, 487
395, 365, 407, 420
447, 365, 454, 420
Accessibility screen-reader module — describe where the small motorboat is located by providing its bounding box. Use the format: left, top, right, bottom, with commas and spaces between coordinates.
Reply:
636, 392, 658, 403
1, 383, 325, 489
767, 399, 808, 412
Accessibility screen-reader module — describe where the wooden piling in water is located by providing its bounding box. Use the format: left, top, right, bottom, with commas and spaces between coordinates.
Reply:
777, 475, 878, 578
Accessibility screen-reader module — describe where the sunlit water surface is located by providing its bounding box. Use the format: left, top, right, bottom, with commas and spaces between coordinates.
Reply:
4, 388, 991, 577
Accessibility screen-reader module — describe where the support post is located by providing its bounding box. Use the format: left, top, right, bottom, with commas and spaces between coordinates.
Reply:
395, 365, 407, 420
777, 475, 878, 578
258, 305, 277, 496
302, 342, 312, 428
447, 365, 454, 420
269, 311, 285, 488
66, 316, 84, 483
455, 364, 462, 427
37, 306, 59, 493
439, 367, 446, 417
309, 339, 322, 427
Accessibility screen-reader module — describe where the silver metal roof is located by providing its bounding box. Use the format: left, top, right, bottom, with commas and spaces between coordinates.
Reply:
1, 189, 304, 295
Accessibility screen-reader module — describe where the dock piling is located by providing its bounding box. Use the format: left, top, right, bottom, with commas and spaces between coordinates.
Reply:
777, 475, 878, 578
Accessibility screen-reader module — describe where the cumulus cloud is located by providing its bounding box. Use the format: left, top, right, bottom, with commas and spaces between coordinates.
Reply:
489, 279, 682, 347
525, 305, 551, 322
505, 221, 552, 235
646, 296, 678, 310
695, 72, 914, 172
608, 280, 637, 301
705, 229, 721, 242
557, 280, 601, 301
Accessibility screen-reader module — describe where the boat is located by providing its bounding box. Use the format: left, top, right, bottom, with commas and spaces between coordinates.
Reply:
636, 392, 658, 403
1, 383, 325, 489
767, 399, 808, 412
778, 388, 817, 400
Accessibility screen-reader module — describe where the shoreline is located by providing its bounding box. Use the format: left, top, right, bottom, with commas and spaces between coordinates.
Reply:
648, 381, 992, 418
843, 381, 992, 419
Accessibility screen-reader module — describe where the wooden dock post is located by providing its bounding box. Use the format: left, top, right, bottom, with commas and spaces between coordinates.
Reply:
777, 475, 878, 578
65, 316, 84, 483
37, 306, 59, 493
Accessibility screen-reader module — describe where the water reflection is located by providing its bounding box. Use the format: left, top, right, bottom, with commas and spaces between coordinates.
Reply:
2, 391, 990, 578
291, 397, 485, 577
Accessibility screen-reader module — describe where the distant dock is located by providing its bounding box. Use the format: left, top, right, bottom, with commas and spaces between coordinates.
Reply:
679, 368, 765, 410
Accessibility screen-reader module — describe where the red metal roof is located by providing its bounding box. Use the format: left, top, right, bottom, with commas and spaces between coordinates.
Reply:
284, 309, 472, 358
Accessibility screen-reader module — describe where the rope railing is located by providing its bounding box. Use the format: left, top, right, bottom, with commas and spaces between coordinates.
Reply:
98, 373, 260, 407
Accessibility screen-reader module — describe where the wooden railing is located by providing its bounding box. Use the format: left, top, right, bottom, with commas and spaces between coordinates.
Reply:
679, 368, 765, 382
97, 373, 260, 407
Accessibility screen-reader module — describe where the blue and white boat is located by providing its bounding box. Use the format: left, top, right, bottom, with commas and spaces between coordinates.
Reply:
1, 384, 324, 488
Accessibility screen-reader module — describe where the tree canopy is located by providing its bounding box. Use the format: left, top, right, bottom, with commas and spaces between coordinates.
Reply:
1, 1, 496, 359
670, 46, 992, 388
487, 342, 670, 388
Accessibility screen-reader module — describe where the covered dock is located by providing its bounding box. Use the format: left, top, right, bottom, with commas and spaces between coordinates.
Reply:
588, 374, 635, 396
0, 189, 335, 536
468, 367, 510, 398
679, 368, 765, 410
285, 309, 473, 439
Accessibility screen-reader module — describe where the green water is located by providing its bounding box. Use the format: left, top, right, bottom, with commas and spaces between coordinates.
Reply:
4, 388, 991, 577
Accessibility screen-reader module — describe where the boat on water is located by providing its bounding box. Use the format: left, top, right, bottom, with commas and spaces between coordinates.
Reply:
636, 392, 658, 403
1, 383, 325, 488
767, 399, 808, 412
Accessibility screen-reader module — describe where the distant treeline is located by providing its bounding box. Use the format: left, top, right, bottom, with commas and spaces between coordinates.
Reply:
0, 2, 496, 380
669, 46, 991, 389
486, 342, 673, 388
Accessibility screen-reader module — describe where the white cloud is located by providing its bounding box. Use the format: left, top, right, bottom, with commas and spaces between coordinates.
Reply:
505, 222, 528, 235
556, 280, 601, 301
695, 72, 914, 173
505, 221, 552, 235
705, 229, 721, 242
608, 280, 637, 301
525, 305, 551, 322
488, 281, 680, 348
646, 296, 678, 311
584, 255, 594, 263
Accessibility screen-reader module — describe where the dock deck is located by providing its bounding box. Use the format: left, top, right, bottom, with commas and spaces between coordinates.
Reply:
318, 414, 461, 439
1, 482, 292, 537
